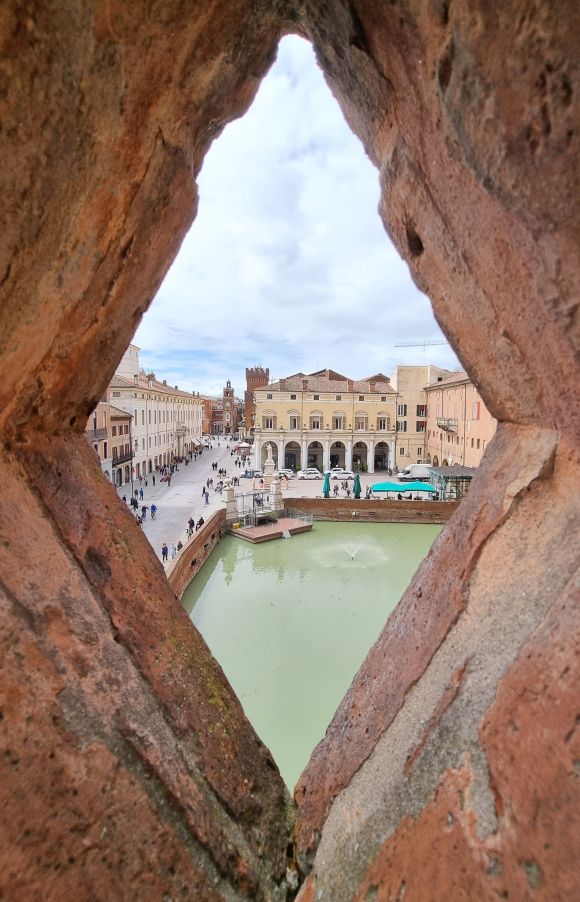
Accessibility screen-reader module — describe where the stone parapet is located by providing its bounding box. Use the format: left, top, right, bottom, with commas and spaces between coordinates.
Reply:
284, 497, 458, 525
168, 509, 226, 599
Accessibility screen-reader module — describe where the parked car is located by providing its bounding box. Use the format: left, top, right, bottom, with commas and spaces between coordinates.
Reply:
241, 470, 262, 478
329, 469, 355, 480
276, 469, 295, 479
296, 468, 322, 480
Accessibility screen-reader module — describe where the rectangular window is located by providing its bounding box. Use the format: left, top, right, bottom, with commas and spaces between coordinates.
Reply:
416, 420, 426, 432
471, 438, 474, 447
124, 424, 129, 434
290, 394, 297, 400
141, 410, 145, 425
355, 416, 367, 431
358, 395, 365, 401
142, 439, 145, 450
310, 417, 321, 429
417, 447, 422, 456
397, 420, 407, 432
332, 416, 344, 430
477, 438, 481, 449
313, 394, 320, 400
416, 404, 427, 416
267, 393, 272, 400
381, 396, 387, 402
472, 401, 481, 420
112, 426, 117, 436
148, 410, 151, 425
263, 416, 275, 429
336, 395, 342, 401
399, 447, 404, 456
112, 391, 121, 397
377, 417, 389, 431
397, 403, 407, 416
103, 441, 108, 458
290, 416, 299, 430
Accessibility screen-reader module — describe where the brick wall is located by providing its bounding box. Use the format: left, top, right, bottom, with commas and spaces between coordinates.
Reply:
283, 497, 459, 524
167, 509, 226, 598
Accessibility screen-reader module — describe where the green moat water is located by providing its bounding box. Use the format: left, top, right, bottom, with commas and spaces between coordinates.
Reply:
182, 522, 441, 789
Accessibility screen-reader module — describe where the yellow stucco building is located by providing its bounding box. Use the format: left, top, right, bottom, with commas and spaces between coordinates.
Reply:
252, 369, 397, 473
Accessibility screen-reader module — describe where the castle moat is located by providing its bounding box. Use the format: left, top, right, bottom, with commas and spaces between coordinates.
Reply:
182, 522, 441, 788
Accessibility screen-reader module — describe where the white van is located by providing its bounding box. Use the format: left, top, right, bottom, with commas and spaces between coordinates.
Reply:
398, 464, 432, 481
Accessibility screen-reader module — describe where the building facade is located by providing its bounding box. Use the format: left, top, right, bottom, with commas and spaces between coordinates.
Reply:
424, 371, 497, 467
86, 344, 204, 486
201, 381, 241, 435
253, 369, 397, 473
85, 398, 112, 480
389, 365, 451, 465
109, 405, 133, 487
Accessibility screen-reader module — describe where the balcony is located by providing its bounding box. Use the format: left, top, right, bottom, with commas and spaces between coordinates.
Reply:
112, 450, 134, 465
87, 427, 108, 441
437, 417, 458, 432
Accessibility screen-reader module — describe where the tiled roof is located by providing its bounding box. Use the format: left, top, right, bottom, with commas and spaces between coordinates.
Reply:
110, 372, 201, 400
266, 368, 395, 394
425, 371, 469, 390
109, 404, 132, 418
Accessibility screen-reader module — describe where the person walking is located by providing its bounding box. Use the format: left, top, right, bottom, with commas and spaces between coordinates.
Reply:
161, 542, 168, 562
170, 543, 177, 560
150, 503, 157, 519
204, 490, 209, 505
139, 487, 144, 500
152, 474, 156, 486
141, 505, 148, 520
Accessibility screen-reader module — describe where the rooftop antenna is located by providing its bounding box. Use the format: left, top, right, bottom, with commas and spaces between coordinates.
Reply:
394, 338, 449, 365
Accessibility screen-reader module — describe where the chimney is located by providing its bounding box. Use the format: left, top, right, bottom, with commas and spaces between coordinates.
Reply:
163, 379, 167, 385
133, 374, 138, 386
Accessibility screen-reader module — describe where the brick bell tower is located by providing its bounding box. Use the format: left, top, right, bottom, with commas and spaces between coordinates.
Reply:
244, 366, 269, 435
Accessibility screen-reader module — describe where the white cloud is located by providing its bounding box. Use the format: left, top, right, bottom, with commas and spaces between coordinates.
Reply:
134, 35, 458, 394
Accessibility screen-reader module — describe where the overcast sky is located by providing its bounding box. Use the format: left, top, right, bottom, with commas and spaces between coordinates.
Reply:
134, 35, 458, 397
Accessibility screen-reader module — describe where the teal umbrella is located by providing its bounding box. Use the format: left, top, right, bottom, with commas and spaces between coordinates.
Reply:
353, 473, 362, 499
322, 472, 331, 498
371, 481, 404, 493
372, 481, 436, 495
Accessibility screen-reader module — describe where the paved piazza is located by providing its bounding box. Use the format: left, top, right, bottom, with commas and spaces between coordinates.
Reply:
117, 448, 405, 565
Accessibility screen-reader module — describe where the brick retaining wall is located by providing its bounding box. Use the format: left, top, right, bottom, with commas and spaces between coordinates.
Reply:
284, 497, 459, 524
168, 509, 226, 599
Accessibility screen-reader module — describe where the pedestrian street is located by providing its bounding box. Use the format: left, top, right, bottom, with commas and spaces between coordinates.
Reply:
116, 440, 236, 564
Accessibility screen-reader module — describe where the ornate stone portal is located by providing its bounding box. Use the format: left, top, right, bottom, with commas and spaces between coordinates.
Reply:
0, 2, 578, 899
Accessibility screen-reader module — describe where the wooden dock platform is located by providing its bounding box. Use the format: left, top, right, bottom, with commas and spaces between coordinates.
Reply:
232, 517, 313, 544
